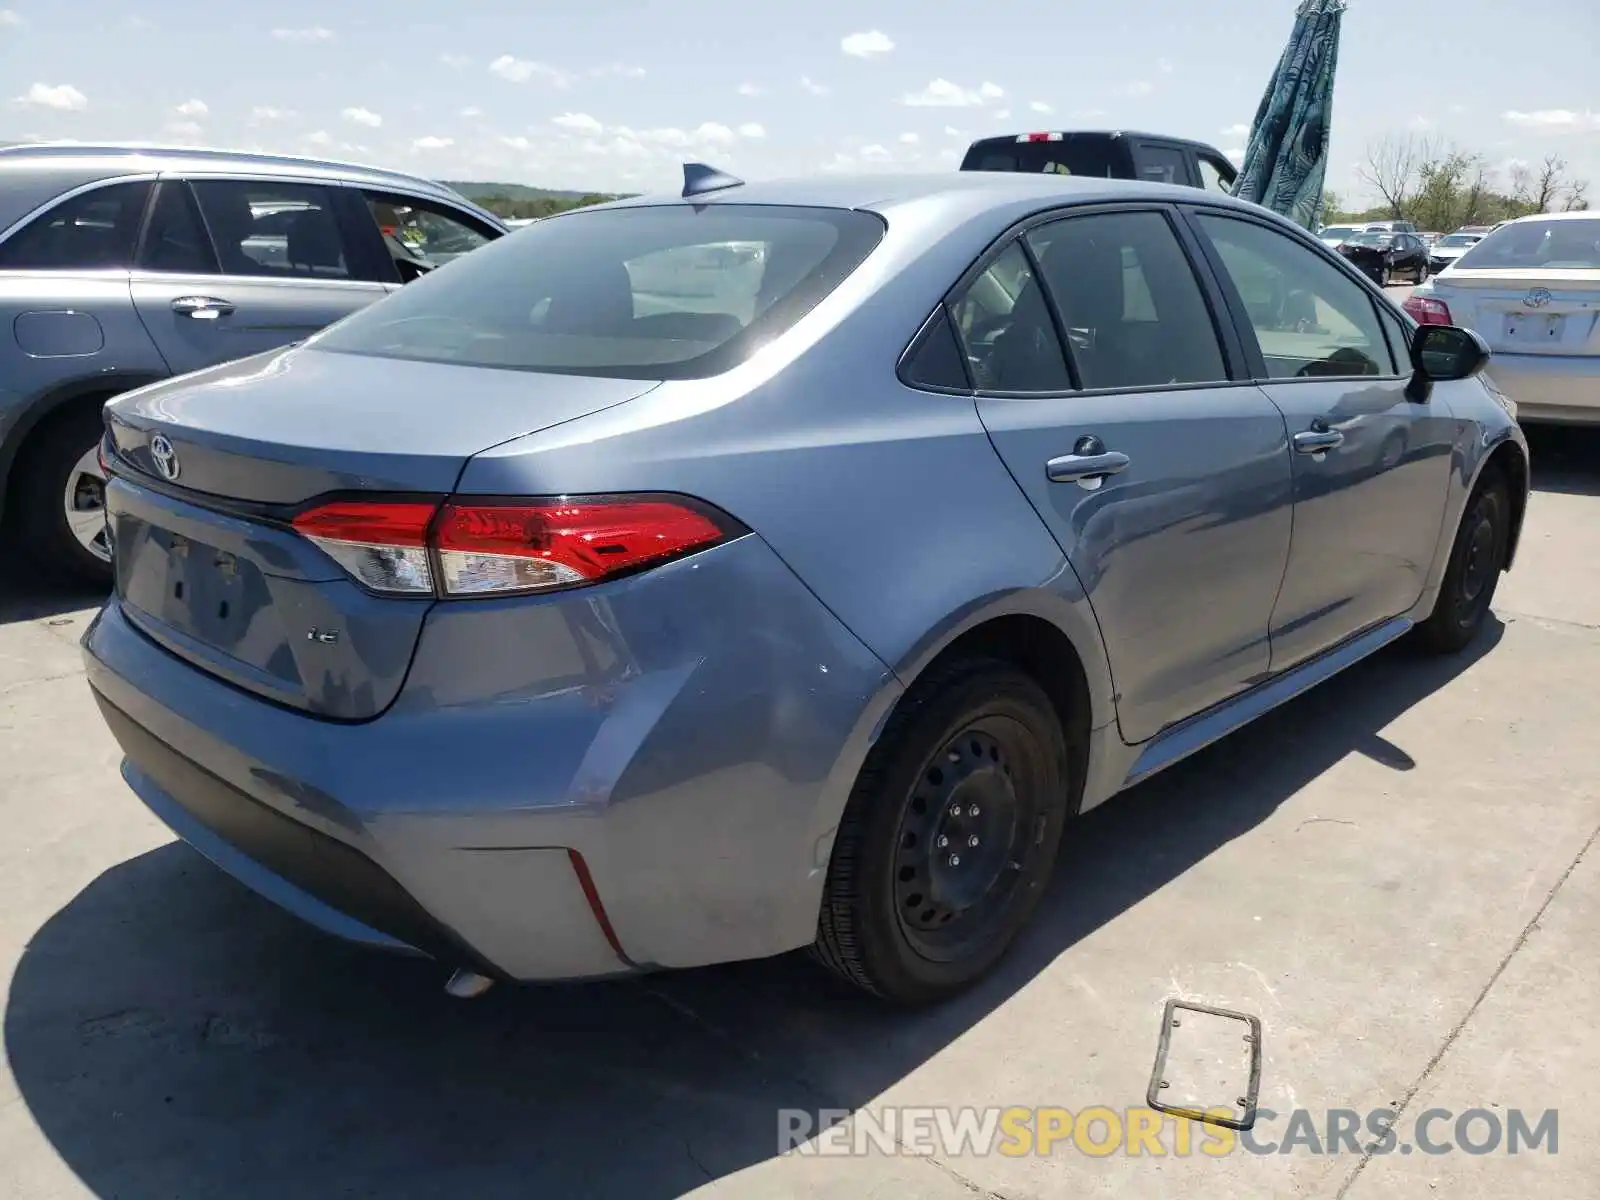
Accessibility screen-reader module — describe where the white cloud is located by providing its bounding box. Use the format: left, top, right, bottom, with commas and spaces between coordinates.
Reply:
0, 9, 24, 26
500, 135, 531, 151
1122, 80, 1154, 97
13, 83, 87, 111
1502, 108, 1600, 132
902, 78, 1004, 108
440, 53, 470, 68
1029, 100, 1053, 114
1224, 146, 1245, 164
342, 106, 382, 128
694, 121, 736, 145
738, 122, 766, 139
944, 125, 964, 138
163, 120, 203, 142
993, 108, 1011, 120
553, 111, 604, 135
1409, 114, 1436, 131
174, 98, 208, 117
251, 105, 293, 122
590, 62, 645, 79
489, 55, 569, 86
459, 106, 483, 118
841, 30, 894, 59
1157, 57, 1174, 73
860, 144, 891, 161
800, 75, 831, 97
737, 82, 763, 97
304, 129, 335, 148
271, 26, 333, 42
1222, 122, 1250, 137
411, 135, 454, 151
1448, 103, 1469, 116
899, 132, 919, 145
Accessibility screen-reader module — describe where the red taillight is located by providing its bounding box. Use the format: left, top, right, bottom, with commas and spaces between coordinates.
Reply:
290, 494, 738, 598
1403, 295, 1453, 325
97, 438, 112, 478
434, 497, 732, 596
1017, 131, 1063, 143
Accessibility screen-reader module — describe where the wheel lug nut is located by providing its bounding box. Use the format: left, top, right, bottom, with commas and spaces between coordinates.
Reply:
969, 805, 980, 817
968, 835, 980, 847
936, 835, 948, 848
949, 805, 961, 818
948, 855, 961, 867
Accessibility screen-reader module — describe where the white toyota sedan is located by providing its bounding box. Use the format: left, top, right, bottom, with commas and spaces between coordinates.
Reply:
1406, 211, 1600, 425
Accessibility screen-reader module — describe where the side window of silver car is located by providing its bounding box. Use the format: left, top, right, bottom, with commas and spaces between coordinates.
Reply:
0, 181, 153, 271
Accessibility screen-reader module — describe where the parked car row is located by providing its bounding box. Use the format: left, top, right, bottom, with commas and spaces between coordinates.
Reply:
0, 144, 508, 583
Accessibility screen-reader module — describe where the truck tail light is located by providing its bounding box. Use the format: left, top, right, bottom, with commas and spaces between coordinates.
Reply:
291, 494, 742, 598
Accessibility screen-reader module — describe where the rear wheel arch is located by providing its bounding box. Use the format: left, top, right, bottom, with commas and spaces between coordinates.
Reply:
0, 372, 165, 523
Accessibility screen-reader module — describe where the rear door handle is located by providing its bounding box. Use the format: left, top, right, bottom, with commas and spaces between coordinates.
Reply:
1046, 450, 1131, 484
171, 296, 236, 320
1292, 429, 1344, 454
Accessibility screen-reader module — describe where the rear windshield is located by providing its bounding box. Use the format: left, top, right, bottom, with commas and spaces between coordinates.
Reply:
313, 204, 885, 379
961, 139, 1120, 178
1453, 218, 1600, 271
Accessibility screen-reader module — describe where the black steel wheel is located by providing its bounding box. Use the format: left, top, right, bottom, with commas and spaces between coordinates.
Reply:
813, 657, 1073, 1005
1416, 468, 1510, 654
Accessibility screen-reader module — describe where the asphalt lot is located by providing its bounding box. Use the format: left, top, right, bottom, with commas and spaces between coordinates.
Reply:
4, 355, 1599, 1194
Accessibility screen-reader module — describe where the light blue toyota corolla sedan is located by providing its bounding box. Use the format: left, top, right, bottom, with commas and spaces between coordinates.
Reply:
83, 168, 1529, 1006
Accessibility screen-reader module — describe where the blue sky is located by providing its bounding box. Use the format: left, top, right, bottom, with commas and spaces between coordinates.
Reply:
3, 0, 1596, 204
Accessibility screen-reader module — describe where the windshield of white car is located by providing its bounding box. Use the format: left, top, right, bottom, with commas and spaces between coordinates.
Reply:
1453, 218, 1600, 271
1320, 226, 1357, 238
1436, 234, 1479, 247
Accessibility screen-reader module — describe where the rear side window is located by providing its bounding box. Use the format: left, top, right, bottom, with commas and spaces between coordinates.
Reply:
900, 307, 971, 392
0, 180, 152, 270
137, 182, 217, 274
1027, 211, 1228, 389
1136, 145, 1191, 186
314, 204, 885, 379
190, 180, 351, 280
948, 241, 1071, 392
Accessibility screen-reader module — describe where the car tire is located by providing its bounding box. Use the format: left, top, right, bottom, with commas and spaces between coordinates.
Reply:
11, 400, 114, 588
812, 657, 1072, 1005
1415, 468, 1510, 655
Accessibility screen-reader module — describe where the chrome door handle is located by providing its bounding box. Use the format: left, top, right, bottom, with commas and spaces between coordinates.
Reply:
1292, 429, 1344, 454
1046, 450, 1131, 483
171, 296, 235, 320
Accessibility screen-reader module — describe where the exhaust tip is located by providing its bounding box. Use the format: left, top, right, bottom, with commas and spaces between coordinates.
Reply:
444, 968, 496, 999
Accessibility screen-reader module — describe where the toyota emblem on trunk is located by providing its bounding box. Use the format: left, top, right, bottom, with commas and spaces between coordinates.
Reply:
1525, 287, 1552, 309
149, 433, 180, 480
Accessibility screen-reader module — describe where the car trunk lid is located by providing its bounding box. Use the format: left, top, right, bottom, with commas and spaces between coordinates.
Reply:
103, 346, 657, 719
1432, 269, 1600, 358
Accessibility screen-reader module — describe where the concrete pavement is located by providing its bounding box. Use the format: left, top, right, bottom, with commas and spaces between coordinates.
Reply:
2, 424, 1597, 1199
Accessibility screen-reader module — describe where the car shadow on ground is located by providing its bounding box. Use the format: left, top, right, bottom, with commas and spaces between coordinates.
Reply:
6, 615, 1504, 1199
1525, 424, 1600, 497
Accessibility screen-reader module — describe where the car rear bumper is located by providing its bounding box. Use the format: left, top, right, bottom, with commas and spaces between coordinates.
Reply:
1485, 353, 1600, 425
83, 533, 898, 982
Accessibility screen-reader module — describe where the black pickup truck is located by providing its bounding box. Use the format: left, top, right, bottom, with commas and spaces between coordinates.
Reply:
960, 130, 1239, 195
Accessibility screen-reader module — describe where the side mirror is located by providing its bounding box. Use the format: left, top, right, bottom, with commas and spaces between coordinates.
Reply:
1406, 324, 1489, 401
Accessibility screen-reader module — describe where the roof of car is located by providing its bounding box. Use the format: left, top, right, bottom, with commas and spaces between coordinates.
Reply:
1500, 209, 1599, 224
600, 170, 1265, 217
0, 142, 469, 204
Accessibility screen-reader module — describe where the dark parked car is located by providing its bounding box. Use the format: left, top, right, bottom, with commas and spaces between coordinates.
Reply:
962, 130, 1238, 195
1337, 230, 1429, 286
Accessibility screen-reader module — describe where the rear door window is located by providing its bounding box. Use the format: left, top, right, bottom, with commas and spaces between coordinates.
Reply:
0, 180, 153, 270
1135, 144, 1193, 187
1027, 210, 1229, 389
947, 241, 1071, 392
313, 204, 884, 379
190, 180, 352, 279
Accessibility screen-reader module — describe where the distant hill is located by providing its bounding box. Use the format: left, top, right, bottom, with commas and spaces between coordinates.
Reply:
443, 181, 614, 203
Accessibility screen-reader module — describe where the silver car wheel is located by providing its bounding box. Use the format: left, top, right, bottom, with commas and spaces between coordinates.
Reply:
62, 444, 111, 563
